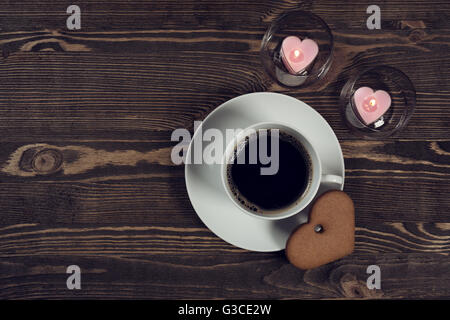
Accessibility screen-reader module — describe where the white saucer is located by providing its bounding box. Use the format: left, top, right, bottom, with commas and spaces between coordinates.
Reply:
185, 92, 344, 252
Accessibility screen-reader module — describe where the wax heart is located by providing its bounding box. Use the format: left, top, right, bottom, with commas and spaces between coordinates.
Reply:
281, 36, 319, 74
353, 87, 391, 125
286, 191, 354, 270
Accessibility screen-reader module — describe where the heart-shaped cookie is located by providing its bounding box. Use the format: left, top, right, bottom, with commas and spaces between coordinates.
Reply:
281, 36, 319, 74
286, 190, 354, 270
353, 87, 391, 125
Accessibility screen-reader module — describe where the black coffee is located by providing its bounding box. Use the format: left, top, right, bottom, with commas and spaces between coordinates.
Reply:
227, 129, 311, 213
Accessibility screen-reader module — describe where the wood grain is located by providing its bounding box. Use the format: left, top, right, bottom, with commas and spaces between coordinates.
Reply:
0, 0, 449, 299
0, 223, 448, 299
0, 140, 447, 226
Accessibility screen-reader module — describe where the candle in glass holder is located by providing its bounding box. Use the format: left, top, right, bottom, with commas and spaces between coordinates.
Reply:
280, 36, 319, 74
353, 87, 391, 125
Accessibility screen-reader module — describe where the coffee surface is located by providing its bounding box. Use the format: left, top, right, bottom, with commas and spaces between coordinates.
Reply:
227, 130, 311, 213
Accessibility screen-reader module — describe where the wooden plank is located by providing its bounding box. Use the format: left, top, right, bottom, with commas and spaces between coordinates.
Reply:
0, 222, 447, 255
0, 251, 448, 299
1, 1, 449, 140
0, 222, 448, 299
0, 51, 448, 140
0, 139, 447, 225
0, 1, 449, 31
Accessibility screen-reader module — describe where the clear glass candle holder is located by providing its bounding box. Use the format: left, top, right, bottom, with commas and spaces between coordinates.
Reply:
340, 65, 416, 139
260, 10, 334, 88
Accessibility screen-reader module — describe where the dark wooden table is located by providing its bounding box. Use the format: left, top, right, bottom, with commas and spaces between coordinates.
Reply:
0, 0, 449, 299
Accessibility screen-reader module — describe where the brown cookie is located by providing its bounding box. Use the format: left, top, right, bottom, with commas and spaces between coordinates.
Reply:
286, 190, 355, 270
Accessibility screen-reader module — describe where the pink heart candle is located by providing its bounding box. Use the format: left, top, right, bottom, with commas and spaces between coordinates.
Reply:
280, 36, 319, 74
353, 87, 391, 125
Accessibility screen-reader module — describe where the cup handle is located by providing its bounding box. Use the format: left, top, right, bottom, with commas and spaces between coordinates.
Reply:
321, 174, 343, 187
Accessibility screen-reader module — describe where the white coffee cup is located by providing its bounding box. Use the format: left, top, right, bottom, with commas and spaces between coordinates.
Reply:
221, 121, 343, 220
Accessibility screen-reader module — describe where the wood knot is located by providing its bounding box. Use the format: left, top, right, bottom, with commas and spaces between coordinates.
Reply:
408, 29, 427, 43
340, 273, 383, 299
31, 149, 63, 174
